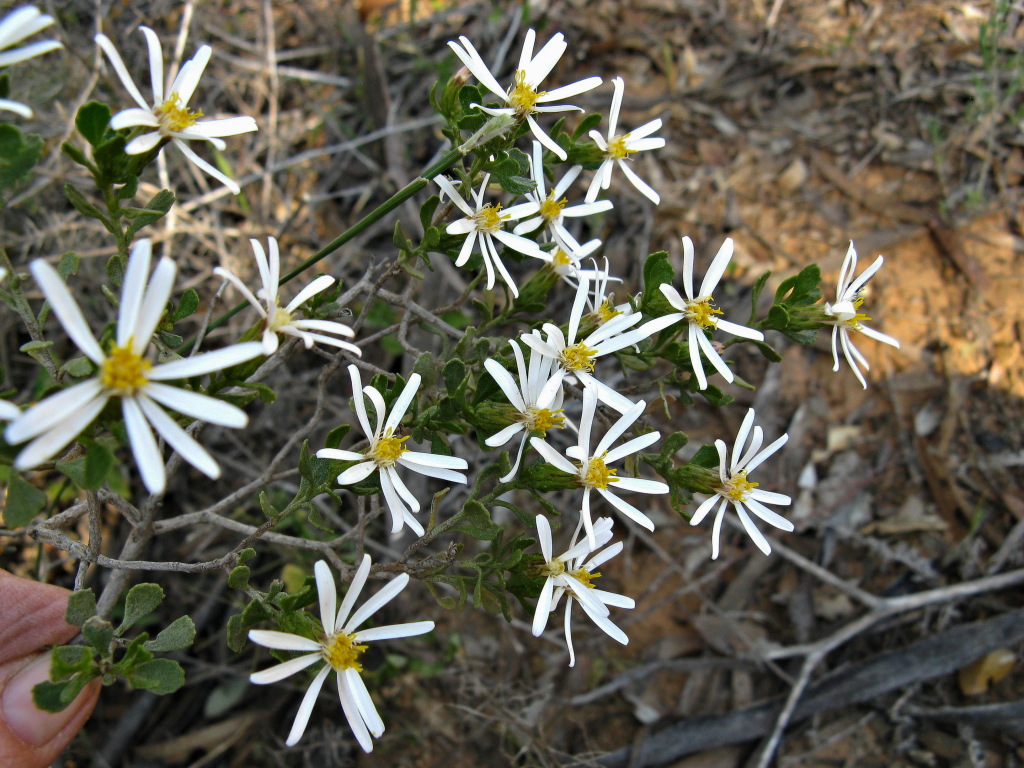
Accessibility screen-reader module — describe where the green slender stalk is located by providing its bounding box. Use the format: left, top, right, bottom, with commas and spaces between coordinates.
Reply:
185, 145, 468, 352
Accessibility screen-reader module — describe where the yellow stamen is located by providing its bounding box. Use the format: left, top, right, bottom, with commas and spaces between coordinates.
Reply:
370, 433, 409, 468
552, 249, 572, 267
101, 343, 152, 395
568, 567, 601, 589
154, 92, 204, 133
267, 305, 293, 333
508, 69, 545, 117
723, 470, 758, 503
597, 299, 621, 324
322, 632, 367, 672
473, 204, 509, 233
685, 296, 723, 329
607, 134, 634, 160
582, 455, 618, 489
523, 406, 565, 433
561, 342, 598, 373
540, 559, 566, 579
539, 194, 567, 222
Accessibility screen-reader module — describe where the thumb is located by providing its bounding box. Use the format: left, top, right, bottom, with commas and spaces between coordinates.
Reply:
0, 652, 101, 768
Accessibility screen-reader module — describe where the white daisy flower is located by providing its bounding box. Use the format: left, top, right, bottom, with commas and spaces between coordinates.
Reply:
583, 257, 631, 327
531, 386, 667, 547
522, 270, 678, 413
316, 365, 468, 536
0, 6, 62, 118
484, 335, 565, 482
4, 240, 263, 494
823, 241, 900, 389
532, 514, 634, 667
513, 141, 613, 251
585, 77, 665, 205
94, 26, 258, 194
448, 29, 602, 161
691, 407, 793, 559
658, 236, 765, 390
249, 556, 434, 752
214, 237, 359, 356
435, 173, 547, 297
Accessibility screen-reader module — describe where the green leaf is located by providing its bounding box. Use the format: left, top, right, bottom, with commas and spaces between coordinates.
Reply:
573, 111, 603, 140
128, 658, 185, 695
65, 589, 97, 627
305, 505, 335, 534
0, 124, 43, 190
32, 673, 96, 713
75, 101, 112, 147
125, 189, 176, 239
170, 288, 199, 322
59, 356, 93, 379
324, 423, 350, 451
57, 251, 79, 279
443, 358, 467, 396
145, 615, 197, 652
227, 565, 251, 590
51, 645, 93, 679
700, 384, 734, 407
55, 440, 113, 491
689, 444, 720, 469
419, 194, 440, 231
61, 141, 92, 169
64, 183, 110, 227
226, 614, 248, 653
117, 583, 165, 636
237, 548, 257, 566
448, 501, 502, 542
115, 175, 140, 201
751, 339, 783, 362
4, 471, 46, 527
748, 270, 771, 325
82, 616, 114, 656
641, 250, 677, 316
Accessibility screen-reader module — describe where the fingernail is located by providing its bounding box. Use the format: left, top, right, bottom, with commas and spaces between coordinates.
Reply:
2, 655, 81, 747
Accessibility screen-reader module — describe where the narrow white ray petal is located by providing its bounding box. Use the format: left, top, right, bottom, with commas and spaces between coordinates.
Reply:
285, 275, 336, 313
577, 374, 638, 415
535, 514, 554, 563
0, 39, 61, 68
336, 671, 373, 752
563, 575, 611, 619
592, 589, 634, 609
345, 667, 385, 737
5, 379, 104, 444
858, 325, 900, 348
183, 116, 258, 139
688, 323, 709, 390
658, 283, 686, 311
122, 396, 165, 494
710, 502, 726, 560
248, 629, 319, 651
110, 108, 161, 130
532, 577, 555, 636
486, 422, 524, 448
689, 493, 721, 526
448, 38, 506, 101
398, 450, 467, 470
527, 115, 567, 160
170, 45, 211, 104
130, 256, 177, 349
316, 448, 364, 462
336, 461, 377, 485
285, 665, 331, 747
214, 267, 265, 317
136, 395, 220, 479
540, 77, 603, 101
378, 470, 409, 534
524, 30, 564, 83
580, 604, 629, 645
750, 489, 792, 506
681, 236, 696, 299
383, 373, 420, 433
434, 177, 475, 219
586, 540, 623, 570
732, 409, 756, 471
529, 437, 578, 475
396, 458, 466, 484
354, 620, 434, 643
737, 505, 772, 555
618, 160, 661, 204
144, 382, 248, 427
613, 476, 668, 494
715, 318, 764, 340
335, 554, 371, 631
344, 574, 410, 633
314, 560, 338, 629
564, 601, 577, 667
627, 137, 666, 152
138, 27, 164, 104
249, 653, 320, 684
11, 393, 108, 471
173, 139, 241, 194
743, 432, 788, 474
598, 489, 655, 530
602, 432, 661, 464
149, 343, 263, 381
95, 33, 150, 111
847, 254, 884, 297
695, 328, 734, 382
0, 98, 32, 117
593, 399, 644, 455
700, 237, 734, 297
484, 359, 527, 411
745, 497, 795, 532
30, 259, 104, 363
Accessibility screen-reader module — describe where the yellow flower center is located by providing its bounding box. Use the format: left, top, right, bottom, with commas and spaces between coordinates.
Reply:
101, 343, 152, 395
685, 296, 723, 329
508, 69, 545, 117
597, 299, 621, 324
581, 455, 618, 489
552, 249, 572, 267
722, 470, 758, 503
321, 632, 367, 672
540, 559, 566, 579
370, 433, 409, 468
523, 406, 565, 433
568, 567, 601, 589
267, 305, 293, 333
560, 342, 598, 373
539, 194, 567, 223
154, 92, 204, 133
473, 204, 509, 233
607, 134, 634, 160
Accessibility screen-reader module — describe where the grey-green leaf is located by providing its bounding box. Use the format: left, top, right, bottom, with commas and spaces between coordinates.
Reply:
117, 583, 165, 636
145, 615, 197, 652
128, 658, 185, 695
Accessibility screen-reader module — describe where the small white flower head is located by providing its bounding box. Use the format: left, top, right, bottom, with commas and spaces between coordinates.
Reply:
658, 236, 765, 390
531, 387, 667, 547
4, 239, 263, 494
448, 29, 602, 160
316, 365, 468, 536
484, 335, 565, 482
249, 556, 434, 751
532, 515, 634, 667
584, 257, 632, 327
435, 173, 547, 298
585, 77, 665, 205
691, 408, 793, 559
214, 237, 359, 357
513, 141, 613, 251
823, 241, 900, 389
522, 270, 679, 413
94, 26, 258, 194
0, 6, 62, 118
544, 235, 607, 289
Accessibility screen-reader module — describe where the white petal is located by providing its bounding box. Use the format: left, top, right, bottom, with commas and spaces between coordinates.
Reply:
173, 139, 241, 195
149, 343, 263, 380
316, 448, 364, 462
529, 437, 578, 476
485, 422, 524, 448
249, 653, 320, 684
745, 497, 795, 532
117, 240, 152, 346
344, 574, 410, 633
248, 629, 321, 652
345, 667, 385, 737
109, 108, 160, 130
736, 504, 772, 555
122, 396, 165, 494
354, 621, 434, 643
335, 554, 371, 631
5, 379, 104, 444
597, 488, 655, 531
484, 359, 527, 412
314, 560, 338, 629
337, 461, 377, 485
285, 665, 331, 747
136, 394, 220, 479
689, 493, 721, 526
699, 237, 734, 297
30, 259, 104, 363
94, 33, 150, 111
602, 432, 661, 464
144, 382, 248, 428
336, 671, 373, 752
383, 374, 420, 433
532, 577, 555, 637
618, 160, 661, 205
11, 392, 108, 471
